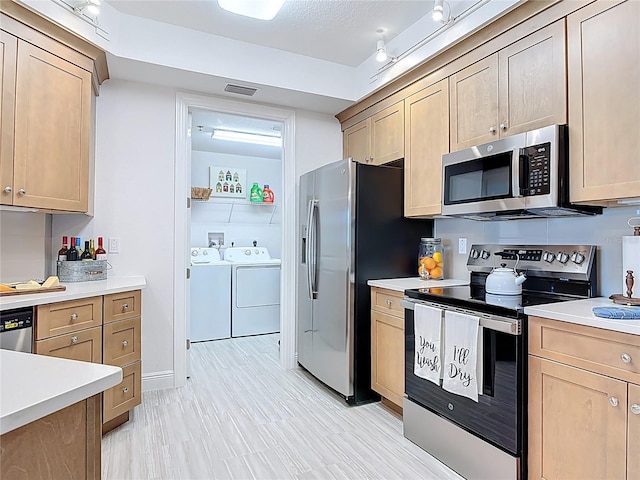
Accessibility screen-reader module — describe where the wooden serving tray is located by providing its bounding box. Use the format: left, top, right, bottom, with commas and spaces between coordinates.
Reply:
609, 294, 640, 306
0, 285, 66, 297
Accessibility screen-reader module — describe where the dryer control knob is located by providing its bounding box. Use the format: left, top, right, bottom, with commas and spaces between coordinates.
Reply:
191, 250, 198, 256
244, 249, 251, 255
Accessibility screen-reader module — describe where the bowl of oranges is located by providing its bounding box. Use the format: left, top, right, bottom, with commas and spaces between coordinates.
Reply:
418, 250, 444, 280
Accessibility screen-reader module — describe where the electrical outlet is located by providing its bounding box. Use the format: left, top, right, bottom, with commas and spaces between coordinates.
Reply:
108, 237, 120, 254
458, 238, 467, 255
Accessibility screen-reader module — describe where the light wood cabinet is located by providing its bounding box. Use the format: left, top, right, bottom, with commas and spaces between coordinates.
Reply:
528, 316, 640, 480
450, 20, 566, 151
35, 325, 102, 363
404, 78, 449, 217
371, 287, 405, 409
567, 0, 640, 203
0, 11, 97, 212
343, 101, 404, 165
36, 296, 103, 339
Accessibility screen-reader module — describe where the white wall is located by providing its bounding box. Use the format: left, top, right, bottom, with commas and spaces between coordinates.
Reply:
0, 212, 48, 283
191, 151, 282, 257
51, 79, 343, 388
435, 205, 640, 297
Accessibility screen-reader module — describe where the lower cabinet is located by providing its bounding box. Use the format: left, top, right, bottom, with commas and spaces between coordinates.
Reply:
528, 316, 640, 480
34, 290, 142, 435
371, 287, 405, 410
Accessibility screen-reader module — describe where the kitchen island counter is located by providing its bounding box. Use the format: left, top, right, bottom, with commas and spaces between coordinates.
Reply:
525, 297, 640, 336
367, 277, 469, 293
0, 276, 146, 311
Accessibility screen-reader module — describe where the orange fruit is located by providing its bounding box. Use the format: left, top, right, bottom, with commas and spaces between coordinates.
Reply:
422, 257, 436, 270
429, 266, 443, 279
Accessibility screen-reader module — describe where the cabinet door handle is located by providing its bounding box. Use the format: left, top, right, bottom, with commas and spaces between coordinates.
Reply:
386, 299, 393, 307
631, 404, 640, 415
17, 189, 26, 195
122, 340, 129, 348
609, 396, 619, 407
71, 335, 79, 344
70, 313, 78, 320
122, 303, 129, 312
621, 353, 632, 363
489, 126, 496, 134
500, 123, 507, 131
3, 186, 11, 193
122, 386, 129, 393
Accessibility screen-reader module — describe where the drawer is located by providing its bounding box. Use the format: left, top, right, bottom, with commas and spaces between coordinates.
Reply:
103, 290, 141, 324
34, 326, 102, 363
371, 287, 404, 317
103, 361, 141, 422
103, 316, 141, 367
36, 296, 102, 339
529, 316, 640, 384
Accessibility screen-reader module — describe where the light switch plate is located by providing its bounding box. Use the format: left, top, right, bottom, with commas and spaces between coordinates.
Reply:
458, 238, 467, 255
108, 237, 120, 254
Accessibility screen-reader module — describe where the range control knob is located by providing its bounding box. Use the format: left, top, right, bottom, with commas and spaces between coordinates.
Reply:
571, 252, 586, 265
481, 250, 490, 260
470, 249, 480, 259
543, 251, 555, 263
558, 252, 570, 264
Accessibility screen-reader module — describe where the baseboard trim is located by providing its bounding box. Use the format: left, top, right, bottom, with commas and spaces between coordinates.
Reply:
142, 371, 174, 391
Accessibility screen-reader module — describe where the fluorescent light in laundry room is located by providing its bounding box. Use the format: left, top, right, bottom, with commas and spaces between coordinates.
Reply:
217, 0, 285, 20
211, 129, 282, 147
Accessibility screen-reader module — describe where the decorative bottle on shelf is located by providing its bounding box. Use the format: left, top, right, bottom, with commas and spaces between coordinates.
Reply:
95, 237, 107, 261
81, 241, 93, 261
76, 237, 83, 257
67, 237, 79, 261
250, 183, 263, 203
89, 239, 96, 260
58, 236, 68, 261
263, 185, 274, 203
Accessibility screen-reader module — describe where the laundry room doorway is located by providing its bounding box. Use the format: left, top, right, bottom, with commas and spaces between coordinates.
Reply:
175, 93, 296, 386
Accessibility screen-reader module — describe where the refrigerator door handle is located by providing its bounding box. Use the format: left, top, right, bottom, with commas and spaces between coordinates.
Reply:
306, 199, 318, 299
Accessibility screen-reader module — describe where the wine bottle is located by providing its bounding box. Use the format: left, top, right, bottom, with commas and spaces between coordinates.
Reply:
89, 239, 96, 260
81, 241, 93, 261
76, 237, 83, 257
95, 237, 107, 261
67, 237, 79, 261
58, 236, 69, 261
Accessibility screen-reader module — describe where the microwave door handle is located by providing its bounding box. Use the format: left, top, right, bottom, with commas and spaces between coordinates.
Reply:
518, 148, 530, 197
512, 148, 521, 197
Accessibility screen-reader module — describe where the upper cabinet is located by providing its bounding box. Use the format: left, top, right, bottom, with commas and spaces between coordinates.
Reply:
450, 20, 567, 152
0, 6, 107, 213
344, 101, 404, 165
567, 0, 640, 204
404, 79, 449, 217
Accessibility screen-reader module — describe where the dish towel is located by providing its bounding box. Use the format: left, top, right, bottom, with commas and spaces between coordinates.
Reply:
414, 303, 443, 385
592, 306, 640, 319
442, 311, 482, 402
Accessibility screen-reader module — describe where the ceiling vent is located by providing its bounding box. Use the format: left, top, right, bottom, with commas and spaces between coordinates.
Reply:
224, 84, 258, 96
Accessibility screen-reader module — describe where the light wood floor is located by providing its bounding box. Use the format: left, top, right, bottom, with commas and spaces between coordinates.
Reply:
102, 334, 463, 480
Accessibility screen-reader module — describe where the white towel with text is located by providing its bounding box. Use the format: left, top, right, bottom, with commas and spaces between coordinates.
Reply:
442, 311, 482, 402
414, 303, 443, 385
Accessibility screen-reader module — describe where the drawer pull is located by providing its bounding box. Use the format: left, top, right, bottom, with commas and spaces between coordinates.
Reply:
609, 396, 619, 407
122, 303, 129, 312
70, 313, 78, 320
621, 353, 632, 364
631, 404, 640, 415
122, 340, 129, 348
71, 335, 79, 344
123, 386, 129, 393
386, 299, 393, 307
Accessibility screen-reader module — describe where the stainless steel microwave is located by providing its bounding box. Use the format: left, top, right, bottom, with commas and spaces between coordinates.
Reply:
441, 125, 602, 220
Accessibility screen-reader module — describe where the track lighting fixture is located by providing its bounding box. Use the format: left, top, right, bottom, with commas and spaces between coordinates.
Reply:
376, 39, 388, 63
74, 0, 100, 16
432, 0, 451, 24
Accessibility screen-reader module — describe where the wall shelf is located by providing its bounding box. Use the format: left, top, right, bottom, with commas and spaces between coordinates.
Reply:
191, 198, 279, 224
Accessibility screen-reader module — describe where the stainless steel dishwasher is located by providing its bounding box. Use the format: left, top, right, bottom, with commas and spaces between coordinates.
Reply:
0, 307, 34, 353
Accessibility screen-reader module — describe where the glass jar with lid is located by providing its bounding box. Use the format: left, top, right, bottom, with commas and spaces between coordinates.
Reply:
418, 238, 444, 280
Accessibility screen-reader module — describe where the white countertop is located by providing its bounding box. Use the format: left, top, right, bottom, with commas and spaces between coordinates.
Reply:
525, 297, 640, 336
367, 277, 469, 293
0, 276, 146, 311
0, 350, 122, 435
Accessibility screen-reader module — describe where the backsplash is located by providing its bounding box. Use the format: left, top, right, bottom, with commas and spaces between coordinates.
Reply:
435, 205, 640, 297
0, 211, 49, 283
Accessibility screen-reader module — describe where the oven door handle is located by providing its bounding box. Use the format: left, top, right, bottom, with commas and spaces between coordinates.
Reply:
401, 298, 521, 336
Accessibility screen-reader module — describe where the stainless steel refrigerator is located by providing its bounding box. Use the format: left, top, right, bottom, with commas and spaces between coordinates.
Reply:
297, 158, 433, 404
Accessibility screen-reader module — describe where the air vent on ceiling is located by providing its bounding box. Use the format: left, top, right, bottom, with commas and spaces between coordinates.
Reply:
224, 84, 258, 96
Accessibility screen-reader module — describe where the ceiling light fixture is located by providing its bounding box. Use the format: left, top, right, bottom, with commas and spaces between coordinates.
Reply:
212, 129, 282, 147
376, 39, 388, 63
73, 0, 100, 16
217, 0, 285, 20
432, 0, 451, 24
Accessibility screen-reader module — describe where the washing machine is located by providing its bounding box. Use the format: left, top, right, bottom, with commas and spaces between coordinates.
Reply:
189, 247, 231, 342
223, 246, 281, 337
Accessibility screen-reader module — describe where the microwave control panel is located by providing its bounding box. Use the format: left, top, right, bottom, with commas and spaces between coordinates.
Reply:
521, 142, 551, 196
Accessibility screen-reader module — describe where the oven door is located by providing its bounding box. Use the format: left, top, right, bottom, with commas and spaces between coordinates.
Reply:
403, 298, 525, 456
441, 133, 526, 216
